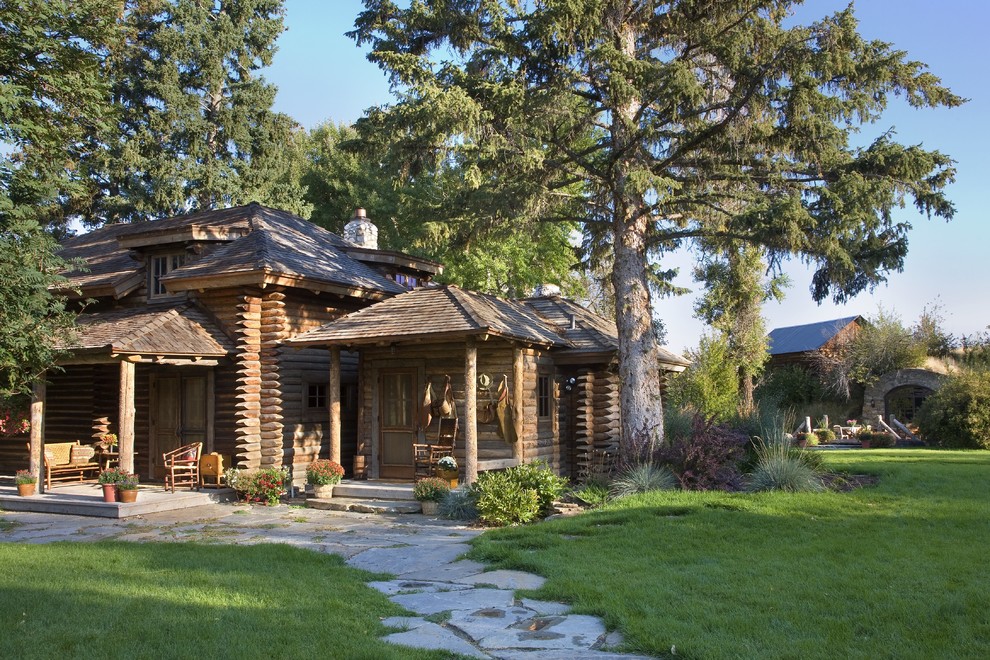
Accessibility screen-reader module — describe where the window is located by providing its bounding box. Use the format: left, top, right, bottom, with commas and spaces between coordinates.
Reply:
395, 273, 419, 290
537, 375, 551, 418
306, 383, 328, 410
149, 253, 186, 297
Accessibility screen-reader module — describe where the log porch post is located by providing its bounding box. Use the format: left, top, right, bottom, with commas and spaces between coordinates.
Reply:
119, 360, 136, 474
30, 379, 45, 491
512, 345, 525, 463
329, 346, 341, 464
465, 339, 478, 484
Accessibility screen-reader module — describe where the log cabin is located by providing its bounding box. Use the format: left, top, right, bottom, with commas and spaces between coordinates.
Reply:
21, 202, 689, 486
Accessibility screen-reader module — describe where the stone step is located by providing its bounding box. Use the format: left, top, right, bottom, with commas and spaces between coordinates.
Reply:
332, 481, 417, 501
307, 496, 422, 515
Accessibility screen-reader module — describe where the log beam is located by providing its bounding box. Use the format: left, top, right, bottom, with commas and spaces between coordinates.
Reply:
118, 360, 136, 474
30, 379, 45, 491
465, 340, 478, 483
512, 345, 525, 463
329, 346, 341, 464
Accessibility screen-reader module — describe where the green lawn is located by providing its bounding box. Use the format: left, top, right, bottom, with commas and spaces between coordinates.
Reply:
469, 449, 990, 659
0, 542, 451, 659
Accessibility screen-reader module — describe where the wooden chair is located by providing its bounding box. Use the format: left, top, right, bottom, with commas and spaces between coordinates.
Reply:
163, 442, 202, 492
413, 417, 457, 481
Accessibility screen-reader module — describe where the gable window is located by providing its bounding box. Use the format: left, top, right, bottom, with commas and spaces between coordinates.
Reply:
537, 375, 551, 418
395, 273, 419, 290
150, 253, 186, 297
307, 383, 328, 410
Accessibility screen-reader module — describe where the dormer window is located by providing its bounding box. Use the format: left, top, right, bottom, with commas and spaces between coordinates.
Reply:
395, 273, 419, 290
150, 253, 185, 297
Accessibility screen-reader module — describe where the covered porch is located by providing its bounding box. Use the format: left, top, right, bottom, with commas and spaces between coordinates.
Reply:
24, 304, 233, 492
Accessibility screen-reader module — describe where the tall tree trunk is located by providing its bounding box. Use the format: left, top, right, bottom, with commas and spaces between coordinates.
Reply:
611, 15, 664, 463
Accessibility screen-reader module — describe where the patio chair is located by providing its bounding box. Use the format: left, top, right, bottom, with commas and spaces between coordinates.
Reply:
413, 417, 457, 481
163, 442, 202, 492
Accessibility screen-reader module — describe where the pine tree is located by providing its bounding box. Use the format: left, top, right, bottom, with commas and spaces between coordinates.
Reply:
350, 1, 962, 459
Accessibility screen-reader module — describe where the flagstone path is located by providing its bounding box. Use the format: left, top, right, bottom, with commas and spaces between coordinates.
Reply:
0, 502, 652, 659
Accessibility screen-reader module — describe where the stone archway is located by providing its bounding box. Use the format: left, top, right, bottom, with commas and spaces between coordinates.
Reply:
861, 368, 945, 425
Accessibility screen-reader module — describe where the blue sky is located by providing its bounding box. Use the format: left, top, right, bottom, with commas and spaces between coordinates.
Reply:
264, 1, 988, 352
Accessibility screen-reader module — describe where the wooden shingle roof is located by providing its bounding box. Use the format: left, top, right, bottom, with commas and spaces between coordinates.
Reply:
59, 303, 234, 359
288, 285, 569, 348
522, 295, 690, 369
58, 203, 408, 299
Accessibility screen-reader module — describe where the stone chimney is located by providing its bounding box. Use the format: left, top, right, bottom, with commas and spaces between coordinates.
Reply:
343, 208, 379, 250
531, 283, 562, 297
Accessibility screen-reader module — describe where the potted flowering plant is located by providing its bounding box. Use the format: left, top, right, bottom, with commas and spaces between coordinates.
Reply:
306, 459, 345, 499
97, 433, 118, 451
15, 469, 37, 496
98, 466, 129, 502
117, 473, 140, 503
413, 477, 451, 515
436, 455, 458, 487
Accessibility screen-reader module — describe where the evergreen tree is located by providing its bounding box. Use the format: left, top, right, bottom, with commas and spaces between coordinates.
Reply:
76, 0, 309, 224
351, 0, 961, 460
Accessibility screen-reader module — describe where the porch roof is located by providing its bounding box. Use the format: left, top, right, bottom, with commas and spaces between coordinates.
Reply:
288, 285, 570, 348
58, 303, 234, 360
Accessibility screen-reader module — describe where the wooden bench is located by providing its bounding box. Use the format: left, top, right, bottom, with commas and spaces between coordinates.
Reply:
28, 441, 101, 489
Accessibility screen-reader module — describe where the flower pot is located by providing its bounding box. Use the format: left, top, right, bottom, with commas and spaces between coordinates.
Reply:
311, 484, 335, 499
17, 483, 36, 497
118, 488, 138, 503
420, 500, 439, 515
101, 483, 118, 503
438, 469, 458, 488
352, 455, 367, 480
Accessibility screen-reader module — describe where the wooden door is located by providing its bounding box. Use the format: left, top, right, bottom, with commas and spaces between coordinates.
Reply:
151, 374, 208, 479
379, 370, 416, 479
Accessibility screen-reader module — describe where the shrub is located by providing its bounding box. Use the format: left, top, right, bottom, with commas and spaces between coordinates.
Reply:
413, 477, 450, 502
665, 334, 739, 423
471, 470, 540, 526
225, 466, 289, 505
610, 463, 678, 498
916, 370, 990, 449
656, 415, 749, 491
438, 488, 478, 520
757, 365, 823, 408
507, 460, 568, 516
748, 439, 824, 492
117, 473, 139, 490
795, 432, 818, 447
306, 459, 344, 486
859, 430, 896, 448
814, 428, 835, 444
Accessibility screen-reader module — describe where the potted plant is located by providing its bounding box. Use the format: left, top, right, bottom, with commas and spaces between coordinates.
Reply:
97, 466, 128, 502
97, 433, 118, 452
794, 432, 817, 449
117, 473, 139, 503
306, 459, 345, 499
413, 477, 451, 515
15, 469, 36, 496
860, 430, 896, 449
436, 455, 458, 487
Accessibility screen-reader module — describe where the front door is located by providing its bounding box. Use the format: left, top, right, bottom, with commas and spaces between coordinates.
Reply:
151, 373, 208, 479
379, 370, 416, 479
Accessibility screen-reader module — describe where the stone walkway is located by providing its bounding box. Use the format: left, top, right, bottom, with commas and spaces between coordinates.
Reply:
0, 502, 651, 659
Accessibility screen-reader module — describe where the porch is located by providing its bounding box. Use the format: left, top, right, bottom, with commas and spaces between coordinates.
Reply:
0, 478, 236, 519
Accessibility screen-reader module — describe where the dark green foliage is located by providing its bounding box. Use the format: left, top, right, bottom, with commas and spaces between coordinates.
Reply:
815, 428, 837, 444
656, 416, 749, 491
351, 0, 962, 456
665, 335, 738, 423
916, 371, 990, 449
757, 365, 825, 408
859, 431, 896, 448
76, 0, 309, 224
471, 470, 540, 527
0, 219, 75, 396
507, 460, 569, 517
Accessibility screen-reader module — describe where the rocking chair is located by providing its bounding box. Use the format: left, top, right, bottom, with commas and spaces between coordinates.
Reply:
413, 417, 457, 481
163, 442, 202, 492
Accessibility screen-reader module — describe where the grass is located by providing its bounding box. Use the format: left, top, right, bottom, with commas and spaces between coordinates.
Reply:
0, 542, 454, 659
469, 449, 990, 659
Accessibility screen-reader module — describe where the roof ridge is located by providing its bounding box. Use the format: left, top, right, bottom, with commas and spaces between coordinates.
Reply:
114, 305, 183, 349
445, 285, 490, 331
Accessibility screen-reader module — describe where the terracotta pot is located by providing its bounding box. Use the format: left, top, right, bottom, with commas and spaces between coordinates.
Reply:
17, 483, 36, 497
420, 500, 439, 515
438, 469, 458, 488
311, 484, 335, 499
118, 488, 138, 503
101, 483, 118, 503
